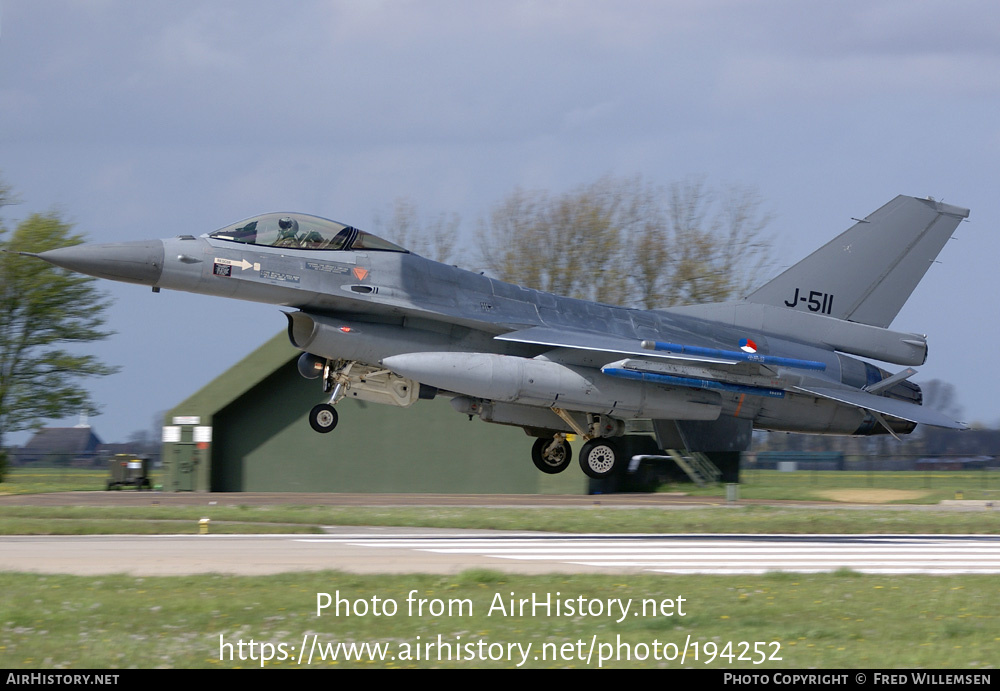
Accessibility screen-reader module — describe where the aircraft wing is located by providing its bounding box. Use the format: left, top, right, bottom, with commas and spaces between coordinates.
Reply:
495, 325, 671, 358
794, 384, 968, 430
497, 326, 962, 430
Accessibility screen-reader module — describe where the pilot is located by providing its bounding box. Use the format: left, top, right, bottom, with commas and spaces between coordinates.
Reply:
274, 216, 300, 247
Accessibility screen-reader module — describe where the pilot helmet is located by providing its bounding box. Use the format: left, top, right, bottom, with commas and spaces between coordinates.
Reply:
277, 216, 299, 238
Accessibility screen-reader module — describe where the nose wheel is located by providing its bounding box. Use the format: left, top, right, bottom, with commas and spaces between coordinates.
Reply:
309, 403, 339, 433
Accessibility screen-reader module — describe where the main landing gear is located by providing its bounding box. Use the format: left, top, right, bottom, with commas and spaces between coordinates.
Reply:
531, 436, 572, 474
530, 434, 623, 479
577, 438, 622, 480
532, 411, 626, 479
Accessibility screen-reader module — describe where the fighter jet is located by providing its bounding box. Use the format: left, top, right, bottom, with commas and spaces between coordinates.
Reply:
28, 195, 969, 479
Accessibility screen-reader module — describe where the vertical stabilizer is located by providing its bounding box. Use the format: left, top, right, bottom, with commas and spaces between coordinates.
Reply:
746, 196, 968, 327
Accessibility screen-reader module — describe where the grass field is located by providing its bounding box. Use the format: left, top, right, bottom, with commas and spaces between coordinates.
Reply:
1, 570, 997, 669
2, 465, 998, 669
0, 468, 154, 495
0, 503, 999, 535
2, 466, 1000, 535
5, 466, 999, 503
667, 469, 1000, 504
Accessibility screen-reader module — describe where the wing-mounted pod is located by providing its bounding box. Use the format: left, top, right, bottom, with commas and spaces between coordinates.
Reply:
383, 351, 723, 421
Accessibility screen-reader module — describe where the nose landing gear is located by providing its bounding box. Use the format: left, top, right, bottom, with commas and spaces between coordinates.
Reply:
302, 357, 421, 433
308, 360, 355, 434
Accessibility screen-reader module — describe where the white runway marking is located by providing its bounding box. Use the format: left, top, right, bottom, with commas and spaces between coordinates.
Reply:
298, 534, 1000, 575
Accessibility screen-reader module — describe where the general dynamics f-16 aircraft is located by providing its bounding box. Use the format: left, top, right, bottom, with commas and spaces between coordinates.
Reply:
29, 195, 969, 479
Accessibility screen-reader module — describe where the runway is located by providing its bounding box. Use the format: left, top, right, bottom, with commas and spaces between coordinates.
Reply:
3, 529, 999, 576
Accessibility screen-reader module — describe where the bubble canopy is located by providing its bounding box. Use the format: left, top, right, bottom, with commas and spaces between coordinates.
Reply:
208, 213, 407, 252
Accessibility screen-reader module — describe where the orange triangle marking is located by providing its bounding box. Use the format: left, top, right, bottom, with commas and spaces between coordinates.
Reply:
352, 267, 369, 281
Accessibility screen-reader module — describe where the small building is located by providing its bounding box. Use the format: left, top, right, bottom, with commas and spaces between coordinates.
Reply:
11, 426, 103, 466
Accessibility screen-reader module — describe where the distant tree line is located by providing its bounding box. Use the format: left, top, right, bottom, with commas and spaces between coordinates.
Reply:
376, 174, 776, 309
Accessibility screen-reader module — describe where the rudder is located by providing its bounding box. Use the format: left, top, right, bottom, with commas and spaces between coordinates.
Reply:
746, 195, 969, 327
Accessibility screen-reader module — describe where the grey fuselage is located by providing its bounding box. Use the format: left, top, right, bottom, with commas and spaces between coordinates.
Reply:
34, 197, 970, 446
141, 232, 900, 436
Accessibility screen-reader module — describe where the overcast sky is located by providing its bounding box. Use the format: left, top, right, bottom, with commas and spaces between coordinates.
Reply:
2, 1, 998, 445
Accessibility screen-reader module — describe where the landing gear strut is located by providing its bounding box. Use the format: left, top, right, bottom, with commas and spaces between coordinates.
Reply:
300, 356, 422, 433
308, 360, 355, 434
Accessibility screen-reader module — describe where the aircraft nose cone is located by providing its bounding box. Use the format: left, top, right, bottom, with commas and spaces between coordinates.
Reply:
36, 240, 165, 286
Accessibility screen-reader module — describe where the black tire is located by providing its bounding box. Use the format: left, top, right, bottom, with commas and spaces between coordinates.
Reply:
531, 437, 572, 474
578, 439, 622, 479
309, 404, 339, 433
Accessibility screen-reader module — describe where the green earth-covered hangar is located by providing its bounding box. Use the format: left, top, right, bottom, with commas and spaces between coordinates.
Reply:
161, 335, 578, 493
162, 335, 732, 494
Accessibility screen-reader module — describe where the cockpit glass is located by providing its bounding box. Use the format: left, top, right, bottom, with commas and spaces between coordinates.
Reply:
208, 213, 407, 252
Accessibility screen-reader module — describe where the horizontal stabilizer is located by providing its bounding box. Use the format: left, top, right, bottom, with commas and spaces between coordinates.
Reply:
795, 385, 968, 430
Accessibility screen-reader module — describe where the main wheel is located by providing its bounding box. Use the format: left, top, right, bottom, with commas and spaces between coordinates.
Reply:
531, 437, 572, 474
578, 439, 622, 479
309, 403, 339, 433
